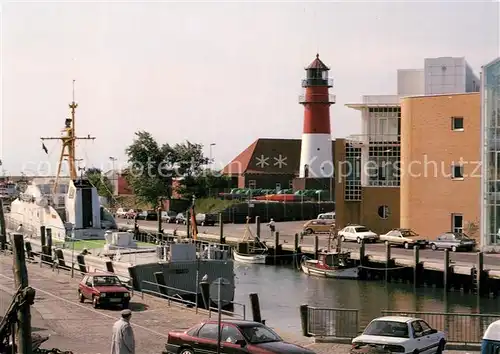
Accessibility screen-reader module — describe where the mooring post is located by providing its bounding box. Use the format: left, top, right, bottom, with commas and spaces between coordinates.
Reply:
40, 226, 46, 247
314, 235, 319, 260
255, 216, 261, 239
358, 241, 366, 280
385, 242, 391, 282
157, 206, 162, 234
413, 245, 421, 287
12, 233, 33, 353
477, 251, 484, 296
299, 304, 310, 337
0, 198, 6, 250
293, 233, 300, 269
249, 293, 262, 323
273, 231, 280, 265
443, 249, 450, 291
199, 280, 210, 310
218, 213, 224, 244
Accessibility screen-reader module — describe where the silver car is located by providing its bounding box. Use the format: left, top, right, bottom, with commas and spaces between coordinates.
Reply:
429, 232, 476, 252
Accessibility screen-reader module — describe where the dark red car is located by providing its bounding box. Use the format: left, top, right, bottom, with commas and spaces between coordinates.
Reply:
78, 272, 130, 309
163, 320, 316, 354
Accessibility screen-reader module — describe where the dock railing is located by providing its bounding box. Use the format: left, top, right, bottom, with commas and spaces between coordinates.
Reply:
140, 280, 246, 319
304, 306, 500, 344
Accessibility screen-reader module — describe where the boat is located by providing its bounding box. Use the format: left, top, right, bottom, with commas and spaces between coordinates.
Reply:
6, 83, 117, 241
301, 251, 359, 279
232, 217, 268, 264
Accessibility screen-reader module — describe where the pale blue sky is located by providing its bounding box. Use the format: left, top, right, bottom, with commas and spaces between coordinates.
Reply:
1, 1, 498, 175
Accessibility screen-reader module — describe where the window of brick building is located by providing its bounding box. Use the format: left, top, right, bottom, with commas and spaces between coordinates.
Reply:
451, 164, 464, 180
451, 116, 464, 131
248, 180, 256, 189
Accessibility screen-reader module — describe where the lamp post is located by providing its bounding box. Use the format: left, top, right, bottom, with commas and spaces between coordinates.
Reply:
209, 143, 216, 168
109, 157, 117, 207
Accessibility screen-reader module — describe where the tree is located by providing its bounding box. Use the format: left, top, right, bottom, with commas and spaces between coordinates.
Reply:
124, 131, 176, 207
175, 171, 231, 199
172, 141, 210, 177
85, 168, 114, 200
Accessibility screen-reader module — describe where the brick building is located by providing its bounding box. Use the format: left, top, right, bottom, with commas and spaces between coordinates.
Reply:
222, 138, 337, 194
334, 56, 480, 237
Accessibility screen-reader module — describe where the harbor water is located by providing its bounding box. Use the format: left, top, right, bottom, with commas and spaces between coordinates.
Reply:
233, 263, 500, 335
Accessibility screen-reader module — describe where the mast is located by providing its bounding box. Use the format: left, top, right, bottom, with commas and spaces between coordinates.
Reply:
40, 80, 96, 194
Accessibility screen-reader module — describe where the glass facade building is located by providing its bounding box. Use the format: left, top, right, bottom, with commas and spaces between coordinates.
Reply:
481, 58, 500, 249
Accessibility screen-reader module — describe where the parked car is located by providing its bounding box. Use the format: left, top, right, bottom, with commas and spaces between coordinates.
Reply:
125, 209, 140, 219
379, 229, 428, 249
317, 212, 335, 224
303, 219, 333, 234
137, 210, 158, 221
163, 320, 316, 354
78, 273, 130, 309
115, 208, 127, 218
161, 211, 177, 223
338, 225, 379, 243
176, 213, 187, 224
429, 232, 476, 252
351, 316, 446, 354
195, 213, 217, 226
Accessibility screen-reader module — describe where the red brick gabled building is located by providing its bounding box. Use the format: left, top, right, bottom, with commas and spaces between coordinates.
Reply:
223, 138, 337, 191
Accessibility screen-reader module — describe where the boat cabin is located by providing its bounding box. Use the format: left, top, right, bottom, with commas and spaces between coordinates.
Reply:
318, 252, 354, 268
482, 320, 500, 353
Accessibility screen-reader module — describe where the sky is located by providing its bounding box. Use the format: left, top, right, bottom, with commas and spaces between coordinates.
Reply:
0, 0, 499, 176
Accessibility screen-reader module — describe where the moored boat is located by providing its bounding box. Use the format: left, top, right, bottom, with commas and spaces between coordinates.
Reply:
301, 251, 359, 279
232, 217, 268, 264
233, 249, 267, 264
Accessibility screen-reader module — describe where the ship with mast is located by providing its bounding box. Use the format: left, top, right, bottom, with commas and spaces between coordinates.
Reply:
7, 82, 117, 241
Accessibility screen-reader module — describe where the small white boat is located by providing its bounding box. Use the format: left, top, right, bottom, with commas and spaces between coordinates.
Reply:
301, 252, 359, 279
233, 249, 267, 264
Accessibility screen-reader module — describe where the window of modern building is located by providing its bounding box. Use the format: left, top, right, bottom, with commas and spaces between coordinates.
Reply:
451, 164, 464, 179
451, 116, 464, 131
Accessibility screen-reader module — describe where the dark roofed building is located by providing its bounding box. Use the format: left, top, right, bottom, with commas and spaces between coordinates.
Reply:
222, 138, 337, 191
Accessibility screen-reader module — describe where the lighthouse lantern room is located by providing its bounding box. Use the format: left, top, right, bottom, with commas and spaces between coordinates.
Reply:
298, 54, 335, 178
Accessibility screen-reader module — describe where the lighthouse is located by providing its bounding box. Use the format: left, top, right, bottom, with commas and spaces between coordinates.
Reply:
298, 54, 335, 178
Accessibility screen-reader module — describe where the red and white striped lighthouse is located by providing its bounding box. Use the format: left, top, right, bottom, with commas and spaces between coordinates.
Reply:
299, 54, 335, 178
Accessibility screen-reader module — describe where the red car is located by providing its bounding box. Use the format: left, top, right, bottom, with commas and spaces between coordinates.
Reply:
78, 272, 130, 309
163, 320, 316, 354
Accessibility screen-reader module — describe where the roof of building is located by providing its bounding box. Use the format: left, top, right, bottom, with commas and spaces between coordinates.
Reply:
222, 138, 336, 176
400, 92, 480, 100
306, 54, 330, 71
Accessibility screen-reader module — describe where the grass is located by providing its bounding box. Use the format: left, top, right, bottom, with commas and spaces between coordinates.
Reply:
54, 239, 152, 251
195, 198, 239, 213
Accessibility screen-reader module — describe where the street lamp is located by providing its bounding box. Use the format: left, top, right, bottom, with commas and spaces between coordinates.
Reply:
209, 143, 216, 168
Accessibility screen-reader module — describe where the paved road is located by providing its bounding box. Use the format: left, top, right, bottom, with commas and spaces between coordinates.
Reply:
124, 219, 500, 269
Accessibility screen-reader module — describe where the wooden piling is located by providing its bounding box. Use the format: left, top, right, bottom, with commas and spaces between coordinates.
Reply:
249, 293, 262, 323
218, 213, 224, 244
40, 226, 46, 247
477, 252, 484, 296
413, 245, 421, 287
157, 206, 163, 234
444, 249, 450, 291
385, 243, 391, 282
274, 232, 280, 265
314, 235, 319, 260
358, 241, 367, 280
12, 233, 32, 353
0, 198, 6, 250
293, 233, 300, 269
255, 216, 261, 239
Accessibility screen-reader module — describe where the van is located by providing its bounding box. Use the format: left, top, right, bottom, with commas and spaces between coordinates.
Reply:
317, 212, 336, 224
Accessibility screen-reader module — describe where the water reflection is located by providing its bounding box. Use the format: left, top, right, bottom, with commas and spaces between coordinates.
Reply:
234, 265, 500, 334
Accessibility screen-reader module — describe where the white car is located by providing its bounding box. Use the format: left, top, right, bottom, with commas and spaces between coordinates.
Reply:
379, 229, 428, 249
352, 316, 446, 354
115, 208, 127, 218
338, 225, 378, 243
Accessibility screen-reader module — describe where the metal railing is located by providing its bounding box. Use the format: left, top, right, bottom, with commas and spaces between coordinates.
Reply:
140, 280, 246, 319
307, 306, 359, 338
381, 310, 500, 344
305, 306, 500, 344
301, 78, 334, 88
298, 94, 336, 104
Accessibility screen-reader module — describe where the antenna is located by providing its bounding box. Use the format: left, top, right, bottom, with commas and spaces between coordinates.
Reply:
72, 79, 76, 102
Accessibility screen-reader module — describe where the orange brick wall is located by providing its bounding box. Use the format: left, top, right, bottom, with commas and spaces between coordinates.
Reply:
400, 93, 481, 240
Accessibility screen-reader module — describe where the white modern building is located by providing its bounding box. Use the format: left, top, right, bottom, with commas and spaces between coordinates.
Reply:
481, 57, 500, 250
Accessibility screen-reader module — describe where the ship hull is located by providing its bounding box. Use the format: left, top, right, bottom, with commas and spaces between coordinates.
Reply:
301, 260, 359, 279
233, 250, 267, 264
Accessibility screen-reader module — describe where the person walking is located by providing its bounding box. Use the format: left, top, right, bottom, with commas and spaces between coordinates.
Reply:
111, 309, 135, 354
267, 219, 276, 234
